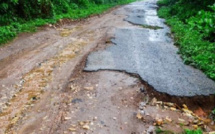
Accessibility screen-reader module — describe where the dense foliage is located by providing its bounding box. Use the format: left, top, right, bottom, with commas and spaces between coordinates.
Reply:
157, 0, 215, 80
0, 0, 134, 45
0, 0, 121, 25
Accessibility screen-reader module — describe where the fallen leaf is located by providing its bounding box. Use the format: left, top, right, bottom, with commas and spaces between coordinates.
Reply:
193, 119, 199, 124
70, 85, 76, 91
150, 98, 157, 105
11, 116, 19, 124
71, 124, 76, 127
82, 124, 90, 130
79, 121, 85, 126
68, 127, 76, 131
164, 106, 168, 109
184, 113, 193, 118
178, 118, 185, 123
136, 113, 143, 120
164, 102, 175, 107
65, 117, 71, 120
165, 116, 172, 122
43, 116, 48, 120
155, 119, 163, 126
182, 104, 188, 109
192, 125, 198, 129
170, 107, 176, 111
84, 86, 94, 91
197, 121, 204, 126
156, 101, 163, 105
182, 108, 193, 115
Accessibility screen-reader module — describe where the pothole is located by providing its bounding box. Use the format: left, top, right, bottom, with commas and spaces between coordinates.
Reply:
66, 65, 215, 133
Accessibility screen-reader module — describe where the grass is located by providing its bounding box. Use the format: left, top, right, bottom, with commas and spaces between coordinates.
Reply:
142, 24, 163, 30
184, 129, 203, 134
0, 0, 135, 46
155, 127, 203, 134
157, 2, 215, 81
155, 127, 174, 134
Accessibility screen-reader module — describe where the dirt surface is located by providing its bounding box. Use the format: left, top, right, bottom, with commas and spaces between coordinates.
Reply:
0, 1, 214, 134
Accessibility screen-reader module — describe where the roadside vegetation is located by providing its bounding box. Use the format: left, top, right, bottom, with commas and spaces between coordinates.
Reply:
157, 0, 215, 81
156, 127, 203, 134
184, 129, 203, 134
0, 0, 134, 45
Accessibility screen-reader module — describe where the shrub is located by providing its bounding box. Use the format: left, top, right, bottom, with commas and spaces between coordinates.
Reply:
187, 4, 215, 42
157, 0, 215, 80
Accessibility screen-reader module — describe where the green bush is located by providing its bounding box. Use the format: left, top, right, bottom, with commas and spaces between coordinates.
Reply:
157, 0, 177, 7
0, 0, 128, 26
187, 4, 215, 42
157, 0, 215, 80
0, 0, 135, 46
158, 0, 215, 21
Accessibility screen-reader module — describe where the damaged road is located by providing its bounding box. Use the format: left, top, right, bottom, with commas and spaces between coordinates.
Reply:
0, 0, 215, 133
85, 0, 215, 97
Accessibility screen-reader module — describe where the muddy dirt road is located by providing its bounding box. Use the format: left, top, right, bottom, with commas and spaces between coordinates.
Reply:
0, 0, 215, 133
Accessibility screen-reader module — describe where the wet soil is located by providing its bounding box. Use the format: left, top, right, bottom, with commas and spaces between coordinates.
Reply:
0, 1, 214, 134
